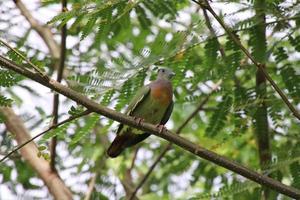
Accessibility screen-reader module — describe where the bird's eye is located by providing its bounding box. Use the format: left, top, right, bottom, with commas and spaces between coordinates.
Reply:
162, 69, 165, 73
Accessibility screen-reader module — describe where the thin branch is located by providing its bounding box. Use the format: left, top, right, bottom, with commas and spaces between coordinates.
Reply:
0, 109, 91, 163
0, 38, 45, 77
201, 7, 226, 58
84, 173, 97, 200
128, 81, 221, 200
1, 56, 300, 199
13, 0, 60, 60
50, 0, 68, 172
130, 146, 140, 172
192, 0, 300, 120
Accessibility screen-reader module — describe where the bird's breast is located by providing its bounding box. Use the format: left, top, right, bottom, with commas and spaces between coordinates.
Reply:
150, 81, 173, 105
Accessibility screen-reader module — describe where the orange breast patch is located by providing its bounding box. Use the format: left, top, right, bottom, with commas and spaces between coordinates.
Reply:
151, 85, 172, 105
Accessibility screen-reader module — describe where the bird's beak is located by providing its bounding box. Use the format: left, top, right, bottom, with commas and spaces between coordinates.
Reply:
170, 72, 176, 77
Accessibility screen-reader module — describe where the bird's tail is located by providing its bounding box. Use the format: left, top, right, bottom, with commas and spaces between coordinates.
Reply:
107, 134, 127, 158
107, 132, 150, 158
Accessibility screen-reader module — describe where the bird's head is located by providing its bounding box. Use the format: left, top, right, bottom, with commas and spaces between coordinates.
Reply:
157, 68, 175, 80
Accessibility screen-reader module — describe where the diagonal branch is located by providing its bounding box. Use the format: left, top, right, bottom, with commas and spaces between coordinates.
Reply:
13, 0, 60, 60
50, 0, 68, 172
192, 0, 300, 120
0, 38, 45, 76
0, 109, 91, 163
84, 172, 98, 200
0, 107, 73, 200
1, 56, 299, 199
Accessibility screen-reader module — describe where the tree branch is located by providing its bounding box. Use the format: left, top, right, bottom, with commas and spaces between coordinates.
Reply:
0, 109, 91, 163
0, 56, 300, 199
201, 7, 226, 58
50, 0, 68, 172
192, 0, 300, 120
13, 0, 60, 61
0, 38, 45, 76
83, 173, 97, 200
0, 107, 73, 200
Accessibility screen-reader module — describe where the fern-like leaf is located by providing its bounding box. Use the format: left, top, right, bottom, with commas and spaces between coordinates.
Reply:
39, 121, 72, 144
70, 113, 99, 145
206, 94, 232, 137
101, 89, 116, 106
47, 10, 78, 25
289, 35, 300, 52
0, 95, 13, 107
189, 181, 258, 200
0, 68, 22, 87
280, 64, 300, 103
204, 37, 219, 68
80, 15, 98, 40
274, 46, 288, 63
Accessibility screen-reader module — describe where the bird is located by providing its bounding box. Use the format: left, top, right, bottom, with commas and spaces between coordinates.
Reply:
107, 68, 175, 158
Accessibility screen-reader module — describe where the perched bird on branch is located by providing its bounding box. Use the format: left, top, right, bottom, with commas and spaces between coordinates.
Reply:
107, 68, 175, 158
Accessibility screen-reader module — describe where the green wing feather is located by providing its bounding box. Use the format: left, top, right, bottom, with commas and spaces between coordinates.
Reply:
125, 85, 150, 116
160, 101, 174, 124
115, 85, 150, 135
107, 86, 150, 157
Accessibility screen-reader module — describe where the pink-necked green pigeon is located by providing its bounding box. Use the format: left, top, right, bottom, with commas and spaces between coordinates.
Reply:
107, 68, 175, 157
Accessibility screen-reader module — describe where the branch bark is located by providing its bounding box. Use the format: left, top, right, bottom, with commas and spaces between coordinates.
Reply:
0, 107, 72, 200
13, 0, 60, 60
50, 0, 68, 172
84, 173, 97, 200
1, 56, 300, 199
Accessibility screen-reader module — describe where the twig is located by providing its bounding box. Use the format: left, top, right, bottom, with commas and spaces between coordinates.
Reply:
192, 0, 300, 120
201, 7, 226, 58
84, 173, 98, 200
13, 0, 60, 60
0, 109, 91, 163
1, 56, 300, 199
128, 81, 221, 200
130, 146, 140, 172
0, 38, 46, 77
50, 0, 68, 172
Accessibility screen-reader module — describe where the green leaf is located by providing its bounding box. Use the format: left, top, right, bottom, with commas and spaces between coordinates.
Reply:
70, 114, 99, 145
0, 95, 13, 107
37, 145, 47, 151
47, 10, 78, 25
204, 37, 219, 68
39, 121, 72, 144
206, 94, 232, 137
81, 15, 98, 40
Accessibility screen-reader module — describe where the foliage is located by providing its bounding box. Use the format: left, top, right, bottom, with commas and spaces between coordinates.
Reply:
0, 0, 300, 199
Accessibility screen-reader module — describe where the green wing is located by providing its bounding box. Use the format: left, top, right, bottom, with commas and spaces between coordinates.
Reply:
125, 85, 150, 116
115, 85, 150, 135
160, 101, 174, 124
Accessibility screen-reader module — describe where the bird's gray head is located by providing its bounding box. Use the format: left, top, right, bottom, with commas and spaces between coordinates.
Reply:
157, 68, 175, 80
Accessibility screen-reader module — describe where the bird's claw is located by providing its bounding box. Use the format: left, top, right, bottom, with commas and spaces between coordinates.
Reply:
156, 124, 166, 134
133, 117, 144, 125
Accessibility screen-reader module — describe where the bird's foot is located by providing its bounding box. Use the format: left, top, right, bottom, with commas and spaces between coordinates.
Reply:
156, 124, 166, 134
133, 117, 144, 125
